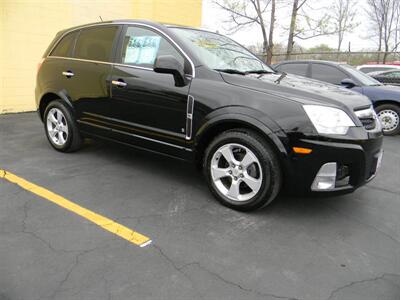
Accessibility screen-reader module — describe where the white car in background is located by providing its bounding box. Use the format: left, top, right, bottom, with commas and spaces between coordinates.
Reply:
357, 64, 400, 74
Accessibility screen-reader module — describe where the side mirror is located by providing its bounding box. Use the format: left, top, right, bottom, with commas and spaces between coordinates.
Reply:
154, 55, 186, 87
341, 78, 356, 88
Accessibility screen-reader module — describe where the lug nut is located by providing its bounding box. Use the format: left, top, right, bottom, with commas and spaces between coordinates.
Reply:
234, 176, 238, 181
238, 166, 242, 170
228, 170, 232, 174
240, 174, 244, 178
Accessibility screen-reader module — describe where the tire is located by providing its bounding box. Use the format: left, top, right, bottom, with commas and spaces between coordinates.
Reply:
203, 129, 282, 211
43, 100, 83, 152
376, 104, 400, 136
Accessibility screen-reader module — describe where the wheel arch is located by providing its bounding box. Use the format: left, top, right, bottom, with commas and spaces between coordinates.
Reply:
193, 113, 289, 176
373, 99, 400, 109
38, 92, 75, 121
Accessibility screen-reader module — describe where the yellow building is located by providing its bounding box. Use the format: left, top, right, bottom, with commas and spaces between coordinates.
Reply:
0, 0, 203, 114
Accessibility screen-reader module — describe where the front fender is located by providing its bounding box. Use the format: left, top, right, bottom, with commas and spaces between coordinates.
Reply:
193, 106, 289, 158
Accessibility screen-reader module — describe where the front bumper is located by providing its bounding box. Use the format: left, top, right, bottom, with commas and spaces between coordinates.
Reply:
284, 129, 383, 194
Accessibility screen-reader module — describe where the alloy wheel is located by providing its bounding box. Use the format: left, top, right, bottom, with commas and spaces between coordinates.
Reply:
46, 108, 69, 146
210, 143, 263, 202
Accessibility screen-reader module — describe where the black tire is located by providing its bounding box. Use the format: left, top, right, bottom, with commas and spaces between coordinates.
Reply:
376, 104, 400, 136
43, 100, 83, 152
203, 129, 282, 211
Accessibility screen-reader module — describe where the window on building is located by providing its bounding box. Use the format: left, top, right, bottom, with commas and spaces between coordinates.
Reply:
276, 63, 309, 77
74, 26, 119, 62
50, 31, 78, 57
120, 26, 185, 70
311, 64, 347, 85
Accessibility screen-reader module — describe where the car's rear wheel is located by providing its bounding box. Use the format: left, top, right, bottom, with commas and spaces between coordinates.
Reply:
203, 129, 282, 211
44, 100, 82, 152
376, 104, 400, 135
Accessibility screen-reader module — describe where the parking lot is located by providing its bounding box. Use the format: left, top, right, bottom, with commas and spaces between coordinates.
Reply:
0, 112, 399, 300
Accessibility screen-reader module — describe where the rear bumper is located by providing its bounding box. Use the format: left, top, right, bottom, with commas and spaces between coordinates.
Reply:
284, 130, 384, 195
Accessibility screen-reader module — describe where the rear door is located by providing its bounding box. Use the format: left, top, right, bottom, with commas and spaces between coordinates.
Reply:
62, 25, 121, 134
108, 25, 192, 151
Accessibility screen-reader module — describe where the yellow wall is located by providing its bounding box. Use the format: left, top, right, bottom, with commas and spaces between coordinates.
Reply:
0, 0, 202, 114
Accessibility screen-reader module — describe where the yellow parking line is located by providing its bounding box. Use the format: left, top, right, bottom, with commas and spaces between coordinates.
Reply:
0, 169, 152, 248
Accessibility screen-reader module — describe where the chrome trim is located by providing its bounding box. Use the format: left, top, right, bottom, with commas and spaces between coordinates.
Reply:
47, 21, 195, 77
111, 80, 127, 87
62, 71, 74, 77
78, 119, 191, 151
185, 95, 194, 140
82, 112, 186, 139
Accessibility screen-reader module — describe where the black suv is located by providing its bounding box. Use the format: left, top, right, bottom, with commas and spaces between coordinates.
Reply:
36, 20, 383, 211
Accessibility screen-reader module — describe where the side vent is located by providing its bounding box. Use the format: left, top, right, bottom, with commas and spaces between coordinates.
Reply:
186, 95, 194, 140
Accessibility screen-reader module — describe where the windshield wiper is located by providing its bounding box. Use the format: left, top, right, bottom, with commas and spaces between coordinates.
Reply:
214, 68, 246, 75
274, 72, 287, 84
245, 70, 275, 75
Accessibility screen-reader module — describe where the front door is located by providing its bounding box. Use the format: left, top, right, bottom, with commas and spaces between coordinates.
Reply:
108, 25, 192, 152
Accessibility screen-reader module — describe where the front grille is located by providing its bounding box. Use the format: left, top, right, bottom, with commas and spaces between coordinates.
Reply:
358, 116, 376, 130
354, 106, 377, 131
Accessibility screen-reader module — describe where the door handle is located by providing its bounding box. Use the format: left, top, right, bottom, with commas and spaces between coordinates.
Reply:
62, 71, 74, 78
111, 80, 127, 87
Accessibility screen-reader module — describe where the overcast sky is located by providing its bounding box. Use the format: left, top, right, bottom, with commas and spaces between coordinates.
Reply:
201, 0, 376, 52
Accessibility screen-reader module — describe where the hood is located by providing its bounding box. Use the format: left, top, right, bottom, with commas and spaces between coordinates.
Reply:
361, 84, 400, 102
220, 72, 372, 111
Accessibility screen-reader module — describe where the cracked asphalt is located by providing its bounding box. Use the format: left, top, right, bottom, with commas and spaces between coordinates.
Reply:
0, 112, 399, 300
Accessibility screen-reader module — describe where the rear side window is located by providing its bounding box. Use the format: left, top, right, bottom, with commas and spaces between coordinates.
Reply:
50, 32, 77, 57
75, 26, 119, 62
360, 67, 392, 73
276, 63, 309, 77
311, 64, 347, 85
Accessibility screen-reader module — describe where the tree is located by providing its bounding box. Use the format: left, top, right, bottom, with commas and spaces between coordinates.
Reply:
214, 0, 276, 64
331, 0, 359, 52
366, 0, 400, 63
285, 0, 335, 59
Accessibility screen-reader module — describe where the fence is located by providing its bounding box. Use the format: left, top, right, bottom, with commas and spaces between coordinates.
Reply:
256, 51, 400, 66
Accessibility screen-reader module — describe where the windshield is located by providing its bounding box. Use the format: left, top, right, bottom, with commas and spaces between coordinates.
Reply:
341, 65, 382, 86
170, 27, 274, 73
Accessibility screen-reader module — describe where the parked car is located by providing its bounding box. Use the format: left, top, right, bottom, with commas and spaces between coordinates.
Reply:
357, 64, 400, 74
369, 69, 400, 86
273, 60, 400, 135
36, 20, 383, 211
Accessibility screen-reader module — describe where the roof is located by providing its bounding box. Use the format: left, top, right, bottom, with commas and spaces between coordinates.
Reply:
275, 60, 347, 66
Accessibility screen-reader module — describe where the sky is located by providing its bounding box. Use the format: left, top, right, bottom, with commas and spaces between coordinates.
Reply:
201, 0, 376, 52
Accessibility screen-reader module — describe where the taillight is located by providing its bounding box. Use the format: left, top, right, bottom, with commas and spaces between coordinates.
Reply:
37, 58, 45, 74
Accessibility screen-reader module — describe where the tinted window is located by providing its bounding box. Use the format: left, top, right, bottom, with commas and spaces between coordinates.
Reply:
75, 26, 119, 62
385, 71, 400, 77
50, 32, 77, 57
360, 67, 393, 73
120, 26, 185, 69
311, 64, 347, 85
276, 63, 309, 76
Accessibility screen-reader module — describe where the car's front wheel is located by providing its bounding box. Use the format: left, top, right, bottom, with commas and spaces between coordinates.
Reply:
44, 100, 83, 152
203, 129, 282, 211
376, 104, 400, 136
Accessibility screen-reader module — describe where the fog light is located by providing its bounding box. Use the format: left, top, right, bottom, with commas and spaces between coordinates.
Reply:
311, 162, 337, 191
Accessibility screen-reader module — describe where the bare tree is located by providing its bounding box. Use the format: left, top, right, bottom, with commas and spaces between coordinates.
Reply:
366, 0, 400, 63
331, 0, 359, 53
214, 0, 276, 64
285, 0, 335, 59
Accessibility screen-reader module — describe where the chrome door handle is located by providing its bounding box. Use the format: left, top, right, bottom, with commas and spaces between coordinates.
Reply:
111, 80, 127, 87
62, 71, 74, 77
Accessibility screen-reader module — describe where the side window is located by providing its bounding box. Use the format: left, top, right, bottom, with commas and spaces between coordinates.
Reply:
120, 26, 185, 70
276, 63, 309, 77
75, 26, 119, 62
311, 64, 347, 85
50, 32, 78, 57
386, 71, 400, 78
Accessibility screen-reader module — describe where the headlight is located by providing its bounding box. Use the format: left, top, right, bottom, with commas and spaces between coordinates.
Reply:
303, 105, 356, 135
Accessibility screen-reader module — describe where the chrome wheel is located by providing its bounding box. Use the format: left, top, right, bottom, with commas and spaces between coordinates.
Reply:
46, 108, 69, 146
211, 143, 263, 202
378, 109, 399, 132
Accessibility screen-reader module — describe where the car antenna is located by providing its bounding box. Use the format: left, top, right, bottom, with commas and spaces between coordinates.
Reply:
99, 16, 103, 21
275, 72, 287, 84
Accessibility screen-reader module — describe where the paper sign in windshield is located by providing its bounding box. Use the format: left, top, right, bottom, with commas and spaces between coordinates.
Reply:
125, 36, 161, 65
